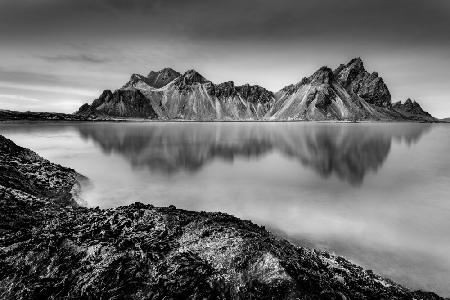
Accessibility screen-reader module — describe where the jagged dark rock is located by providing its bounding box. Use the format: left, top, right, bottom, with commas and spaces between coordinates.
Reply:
147, 68, 181, 88
333, 57, 391, 107
123, 69, 181, 90
73, 58, 436, 121
76, 89, 158, 119
207, 81, 238, 98
207, 81, 274, 105
122, 73, 152, 89
269, 58, 435, 121
392, 98, 434, 121
174, 69, 210, 92
236, 84, 274, 104
0, 135, 85, 206
309, 66, 334, 85
0, 135, 446, 299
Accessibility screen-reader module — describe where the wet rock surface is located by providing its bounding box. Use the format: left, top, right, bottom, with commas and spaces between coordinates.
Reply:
0, 135, 446, 299
0, 135, 85, 206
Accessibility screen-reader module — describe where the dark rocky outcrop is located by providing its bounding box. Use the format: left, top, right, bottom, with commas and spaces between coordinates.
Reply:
334, 57, 391, 107
77, 89, 158, 119
0, 135, 85, 206
269, 58, 435, 121
237, 84, 274, 105
175, 69, 210, 90
207, 81, 274, 105
0, 135, 445, 299
122, 68, 181, 89
147, 68, 181, 88
393, 98, 435, 121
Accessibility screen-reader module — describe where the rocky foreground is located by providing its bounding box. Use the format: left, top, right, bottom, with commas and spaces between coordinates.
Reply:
0, 135, 445, 299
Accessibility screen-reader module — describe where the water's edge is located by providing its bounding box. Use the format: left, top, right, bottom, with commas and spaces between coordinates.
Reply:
0, 133, 446, 299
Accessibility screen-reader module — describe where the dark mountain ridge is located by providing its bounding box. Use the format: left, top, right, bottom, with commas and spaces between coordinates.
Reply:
76, 58, 435, 121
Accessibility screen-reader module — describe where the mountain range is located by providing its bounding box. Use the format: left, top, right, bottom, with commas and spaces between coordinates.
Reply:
76, 58, 435, 121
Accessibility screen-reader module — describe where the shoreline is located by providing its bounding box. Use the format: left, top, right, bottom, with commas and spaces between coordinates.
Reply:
0, 109, 444, 123
0, 134, 447, 299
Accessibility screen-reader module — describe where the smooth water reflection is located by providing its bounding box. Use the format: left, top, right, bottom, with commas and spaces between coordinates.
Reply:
1, 122, 449, 296
76, 122, 430, 185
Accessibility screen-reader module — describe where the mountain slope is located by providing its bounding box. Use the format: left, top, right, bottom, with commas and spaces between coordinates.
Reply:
392, 98, 435, 121
78, 68, 275, 120
77, 89, 158, 119
77, 58, 436, 121
269, 58, 434, 121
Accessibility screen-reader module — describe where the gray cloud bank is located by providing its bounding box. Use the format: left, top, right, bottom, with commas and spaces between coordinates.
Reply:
0, 0, 449, 116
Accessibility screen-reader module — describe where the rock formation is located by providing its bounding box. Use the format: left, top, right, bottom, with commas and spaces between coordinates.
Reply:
334, 57, 391, 107
78, 68, 275, 120
77, 89, 158, 119
0, 135, 85, 205
392, 98, 435, 121
0, 135, 445, 299
76, 58, 436, 121
268, 58, 432, 121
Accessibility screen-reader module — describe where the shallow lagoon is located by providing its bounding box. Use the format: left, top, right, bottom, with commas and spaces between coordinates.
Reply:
1, 121, 449, 296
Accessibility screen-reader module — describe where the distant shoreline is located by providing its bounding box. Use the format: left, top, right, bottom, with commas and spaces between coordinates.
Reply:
0, 109, 444, 123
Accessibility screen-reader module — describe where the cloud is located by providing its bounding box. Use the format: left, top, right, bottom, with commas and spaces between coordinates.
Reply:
0, 94, 41, 102
0, 81, 97, 97
0, 0, 449, 116
1, 0, 449, 47
39, 54, 111, 64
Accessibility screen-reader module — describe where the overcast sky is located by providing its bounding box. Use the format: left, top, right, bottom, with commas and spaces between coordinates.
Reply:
1, 0, 449, 117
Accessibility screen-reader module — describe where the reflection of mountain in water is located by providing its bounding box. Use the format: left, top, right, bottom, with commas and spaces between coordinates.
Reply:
77, 123, 431, 185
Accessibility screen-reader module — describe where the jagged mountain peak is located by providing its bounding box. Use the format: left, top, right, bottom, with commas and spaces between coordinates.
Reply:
130, 73, 146, 80
122, 74, 148, 89
334, 57, 366, 87
404, 98, 415, 105
123, 68, 181, 89
347, 57, 364, 69
392, 98, 434, 120
146, 68, 181, 88
147, 67, 179, 77
309, 66, 334, 84
184, 69, 207, 80
333, 57, 391, 107
176, 69, 209, 87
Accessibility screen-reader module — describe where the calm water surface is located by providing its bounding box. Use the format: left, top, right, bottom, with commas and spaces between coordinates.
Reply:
1, 121, 449, 296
